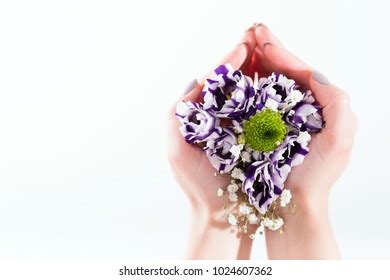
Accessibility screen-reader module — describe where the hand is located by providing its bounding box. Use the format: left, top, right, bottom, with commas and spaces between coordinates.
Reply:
167, 26, 257, 215
167, 26, 258, 259
246, 24, 358, 259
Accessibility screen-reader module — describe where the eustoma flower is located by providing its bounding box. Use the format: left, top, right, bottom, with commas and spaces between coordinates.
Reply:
205, 128, 241, 173
175, 64, 324, 236
175, 101, 222, 144
243, 134, 310, 214
202, 64, 256, 119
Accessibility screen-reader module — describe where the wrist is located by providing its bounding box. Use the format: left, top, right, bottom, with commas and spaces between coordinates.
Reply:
290, 188, 330, 221
186, 204, 254, 260
264, 187, 340, 259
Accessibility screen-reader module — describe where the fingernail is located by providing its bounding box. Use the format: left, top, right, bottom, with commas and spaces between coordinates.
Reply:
312, 70, 331, 85
238, 42, 249, 51
247, 23, 257, 31
255, 22, 267, 28
263, 42, 273, 49
182, 79, 198, 96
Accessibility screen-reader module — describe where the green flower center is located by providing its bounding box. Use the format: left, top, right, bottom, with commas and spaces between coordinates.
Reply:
243, 109, 287, 152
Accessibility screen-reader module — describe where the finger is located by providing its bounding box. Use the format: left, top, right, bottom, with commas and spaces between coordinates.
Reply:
166, 25, 256, 159
198, 26, 257, 84
239, 24, 258, 71
240, 23, 280, 77
253, 25, 312, 88
167, 81, 203, 120
167, 26, 255, 128
260, 42, 353, 128
224, 24, 257, 68
254, 25, 348, 107
320, 93, 355, 153
180, 81, 203, 104
253, 25, 356, 141
167, 82, 204, 164
310, 71, 349, 108
310, 71, 357, 153
198, 44, 248, 84
245, 46, 268, 78
256, 43, 313, 89
171, 25, 256, 124
254, 24, 284, 49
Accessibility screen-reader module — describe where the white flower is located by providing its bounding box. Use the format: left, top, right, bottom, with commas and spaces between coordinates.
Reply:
229, 144, 244, 160
296, 131, 311, 145
203, 91, 214, 107
265, 98, 279, 111
258, 207, 267, 215
280, 189, 292, 207
272, 218, 284, 230
248, 213, 259, 225
241, 151, 251, 162
231, 167, 246, 181
251, 150, 261, 161
245, 146, 253, 153
239, 203, 251, 215
288, 89, 304, 104
263, 217, 273, 228
264, 217, 284, 231
228, 193, 238, 202
175, 101, 191, 115
227, 183, 239, 193
217, 187, 224, 197
278, 75, 295, 89
232, 120, 243, 134
227, 214, 238, 226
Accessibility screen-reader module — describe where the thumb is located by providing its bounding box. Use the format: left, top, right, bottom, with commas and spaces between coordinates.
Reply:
310, 71, 347, 107
310, 71, 358, 138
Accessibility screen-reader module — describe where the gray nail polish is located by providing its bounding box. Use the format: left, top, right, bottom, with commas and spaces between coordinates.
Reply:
312, 70, 331, 85
182, 79, 198, 96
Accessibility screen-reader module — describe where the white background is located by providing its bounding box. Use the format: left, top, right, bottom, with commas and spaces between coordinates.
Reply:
0, 0, 389, 260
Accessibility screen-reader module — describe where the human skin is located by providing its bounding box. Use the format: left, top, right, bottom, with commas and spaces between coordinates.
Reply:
167, 24, 357, 259
167, 26, 258, 260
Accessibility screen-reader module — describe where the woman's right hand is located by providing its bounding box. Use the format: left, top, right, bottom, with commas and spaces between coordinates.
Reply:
166, 26, 258, 259
166, 26, 257, 216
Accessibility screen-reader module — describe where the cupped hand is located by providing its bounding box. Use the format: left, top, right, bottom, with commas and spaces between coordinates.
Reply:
166, 27, 262, 259
167, 26, 258, 216
246, 25, 358, 209
244, 25, 357, 259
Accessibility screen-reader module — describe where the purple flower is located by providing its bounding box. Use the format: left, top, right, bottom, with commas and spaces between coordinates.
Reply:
243, 160, 287, 213
243, 134, 310, 213
256, 73, 304, 112
286, 94, 323, 132
206, 128, 240, 173
255, 72, 323, 132
175, 101, 222, 144
202, 64, 256, 119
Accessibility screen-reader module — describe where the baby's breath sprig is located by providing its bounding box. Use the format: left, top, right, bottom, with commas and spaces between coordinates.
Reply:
217, 177, 294, 239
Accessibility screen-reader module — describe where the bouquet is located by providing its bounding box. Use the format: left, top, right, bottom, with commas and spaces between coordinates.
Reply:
175, 64, 323, 238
